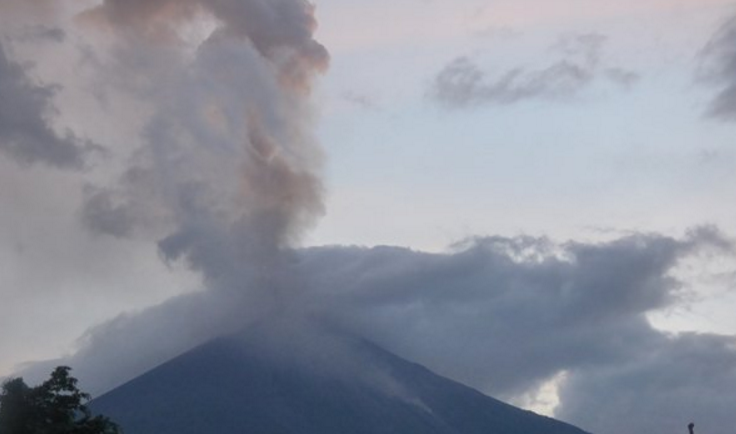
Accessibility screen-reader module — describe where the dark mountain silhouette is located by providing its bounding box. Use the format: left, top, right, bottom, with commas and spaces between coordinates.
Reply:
91, 322, 590, 434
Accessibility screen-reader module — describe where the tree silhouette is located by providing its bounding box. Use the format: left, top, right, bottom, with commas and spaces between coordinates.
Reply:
0, 366, 120, 434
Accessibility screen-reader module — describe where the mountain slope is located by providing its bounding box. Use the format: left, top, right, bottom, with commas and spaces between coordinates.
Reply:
91, 325, 589, 434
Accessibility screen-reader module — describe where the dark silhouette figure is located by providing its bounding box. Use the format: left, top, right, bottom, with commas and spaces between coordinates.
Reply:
688, 422, 695, 434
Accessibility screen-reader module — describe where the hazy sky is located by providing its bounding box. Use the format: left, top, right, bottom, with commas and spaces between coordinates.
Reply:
1, 1, 736, 434
309, 0, 736, 332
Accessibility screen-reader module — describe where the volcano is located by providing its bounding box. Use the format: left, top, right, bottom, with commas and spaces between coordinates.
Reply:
91, 323, 589, 434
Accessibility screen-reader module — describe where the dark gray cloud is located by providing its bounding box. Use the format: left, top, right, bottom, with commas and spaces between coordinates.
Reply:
18, 228, 736, 434
297, 229, 726, 398
0, 44, 94, 169
81, 186, 137, 238
700, 16, 736, 120
557, 333, 736, 434
430, 33, 639, 108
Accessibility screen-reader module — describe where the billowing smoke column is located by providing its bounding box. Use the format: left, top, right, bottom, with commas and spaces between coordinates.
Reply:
0, 0, 335, 395
80, 0, 329, 300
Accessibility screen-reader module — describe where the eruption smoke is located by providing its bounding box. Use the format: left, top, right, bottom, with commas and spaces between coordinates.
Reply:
1, 0, 335, 394
80, 0, 329, 302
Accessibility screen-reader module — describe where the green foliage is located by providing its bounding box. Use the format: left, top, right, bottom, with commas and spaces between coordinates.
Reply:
0, 366, 121, 434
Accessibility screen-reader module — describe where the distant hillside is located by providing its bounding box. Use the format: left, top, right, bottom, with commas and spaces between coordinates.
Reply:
91, 324, 590, 434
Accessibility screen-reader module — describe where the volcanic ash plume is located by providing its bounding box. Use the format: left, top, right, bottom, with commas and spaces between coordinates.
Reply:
80, 0, 329, 297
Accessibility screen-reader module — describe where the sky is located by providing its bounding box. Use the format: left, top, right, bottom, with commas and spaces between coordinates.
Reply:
1, 1, 736, 434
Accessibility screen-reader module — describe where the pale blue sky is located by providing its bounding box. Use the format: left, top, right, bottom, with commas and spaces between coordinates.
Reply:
309, 0, 736, 251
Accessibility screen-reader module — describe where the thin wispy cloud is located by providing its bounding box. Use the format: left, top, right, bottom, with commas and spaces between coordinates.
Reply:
341, 91, 380, 110
700, 15, 736, 121
430, 33, 639, 108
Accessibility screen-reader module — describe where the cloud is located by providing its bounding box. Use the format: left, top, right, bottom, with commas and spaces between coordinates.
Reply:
0, 0, 329, 376
700, 15, 736, 120
0, 0, 61, 24
341, 91, 380, 110
75, 0, 329, 295
604, 67, 640, 88
0, 44, 95, 169
17, 228, 736, 434
299, 229, 728, 397
557, 333, 736, 434
80, 0, 328, 91
0, 0, 328, 377
14, 25, 66, 43
430, 33, 639, 108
